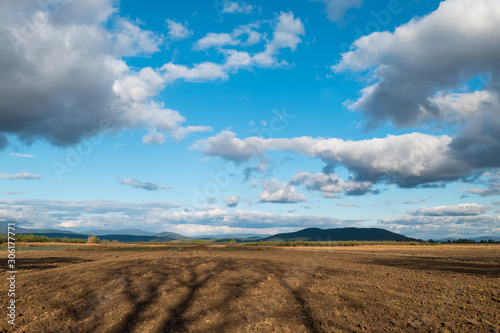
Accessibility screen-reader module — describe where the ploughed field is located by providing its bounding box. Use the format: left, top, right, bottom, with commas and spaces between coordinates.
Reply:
2, 244, 500, 332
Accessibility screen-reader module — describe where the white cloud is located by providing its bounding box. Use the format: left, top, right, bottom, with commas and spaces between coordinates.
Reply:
222, 1, 256, 15
233, 23, 263, 46
193, 23, 262, 51
161, 62, 228, 82
259, 179, 307, 203
119, 178, 172, 191
113, 19, 163, 56
290, 172, 373, 196
253, 12, 305, 67
314, 0, 364, 23
222, 50, 253, 71
165, 19, 192, 40
142, 129, 166, 145
186, 12, 304, 77
192, 131, 475, 188
0, 173, 41, 180
10, 153, 34, 158
191, 130, 264, 160
224, 195, 240, 207
193, 32, 240, 51
171, 126, 213, 141
408, 203, 492, 216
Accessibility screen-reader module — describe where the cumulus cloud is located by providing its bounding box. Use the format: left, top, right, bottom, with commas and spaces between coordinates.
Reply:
0, 0, 209, 148
290, 172, 373, 196
221, 1, 256, 15
142, 129, 167, 145
334, 0, 500, 170
259, 179, 307, 203
314, 0, 363, 23
224, 195, 240, 207
408, 203, 492, 216
189, 12, 303, 72
192, 131, 477, 188
191, 130, 264, 160
253, 12, 305, 67
165, 19, 192, 40
233, 23, 263, 46
0, 173, 41, 180
119, 178, 172, 191
335, 0, 500, 126
193, 23, 262, 52
161, 62, 229, 82
193, 32, 240, 51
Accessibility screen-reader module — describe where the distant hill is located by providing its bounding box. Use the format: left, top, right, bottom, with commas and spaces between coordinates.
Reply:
21, 233, 89, 240
0, 224, 188, 242
263, 227, 418, 242
83, 229, 156, 236
0, 225, 81, 235
154, 231, 188, 239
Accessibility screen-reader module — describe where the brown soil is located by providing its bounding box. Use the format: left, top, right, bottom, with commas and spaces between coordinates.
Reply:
2, 244, 500, 332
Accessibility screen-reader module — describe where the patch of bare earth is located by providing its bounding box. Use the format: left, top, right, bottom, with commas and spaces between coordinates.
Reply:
1, 244, 499, 332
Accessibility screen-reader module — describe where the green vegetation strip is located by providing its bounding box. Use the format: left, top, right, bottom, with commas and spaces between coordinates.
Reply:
0, 234, 86, 243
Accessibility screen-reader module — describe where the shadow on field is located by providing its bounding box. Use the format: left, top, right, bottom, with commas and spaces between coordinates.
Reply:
366, 256, 500, 277
101, 256, 321, 333
16, 256, 93, 270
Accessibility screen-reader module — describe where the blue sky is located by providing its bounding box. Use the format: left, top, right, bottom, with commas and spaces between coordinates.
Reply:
0, 0, 499, 238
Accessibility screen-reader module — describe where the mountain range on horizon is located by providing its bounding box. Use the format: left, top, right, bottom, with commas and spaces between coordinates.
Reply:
2, 224, 500, 243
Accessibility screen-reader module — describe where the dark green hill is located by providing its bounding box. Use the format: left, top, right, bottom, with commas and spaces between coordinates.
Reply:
154, 231, 187, 239
263, 227, 417, 242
